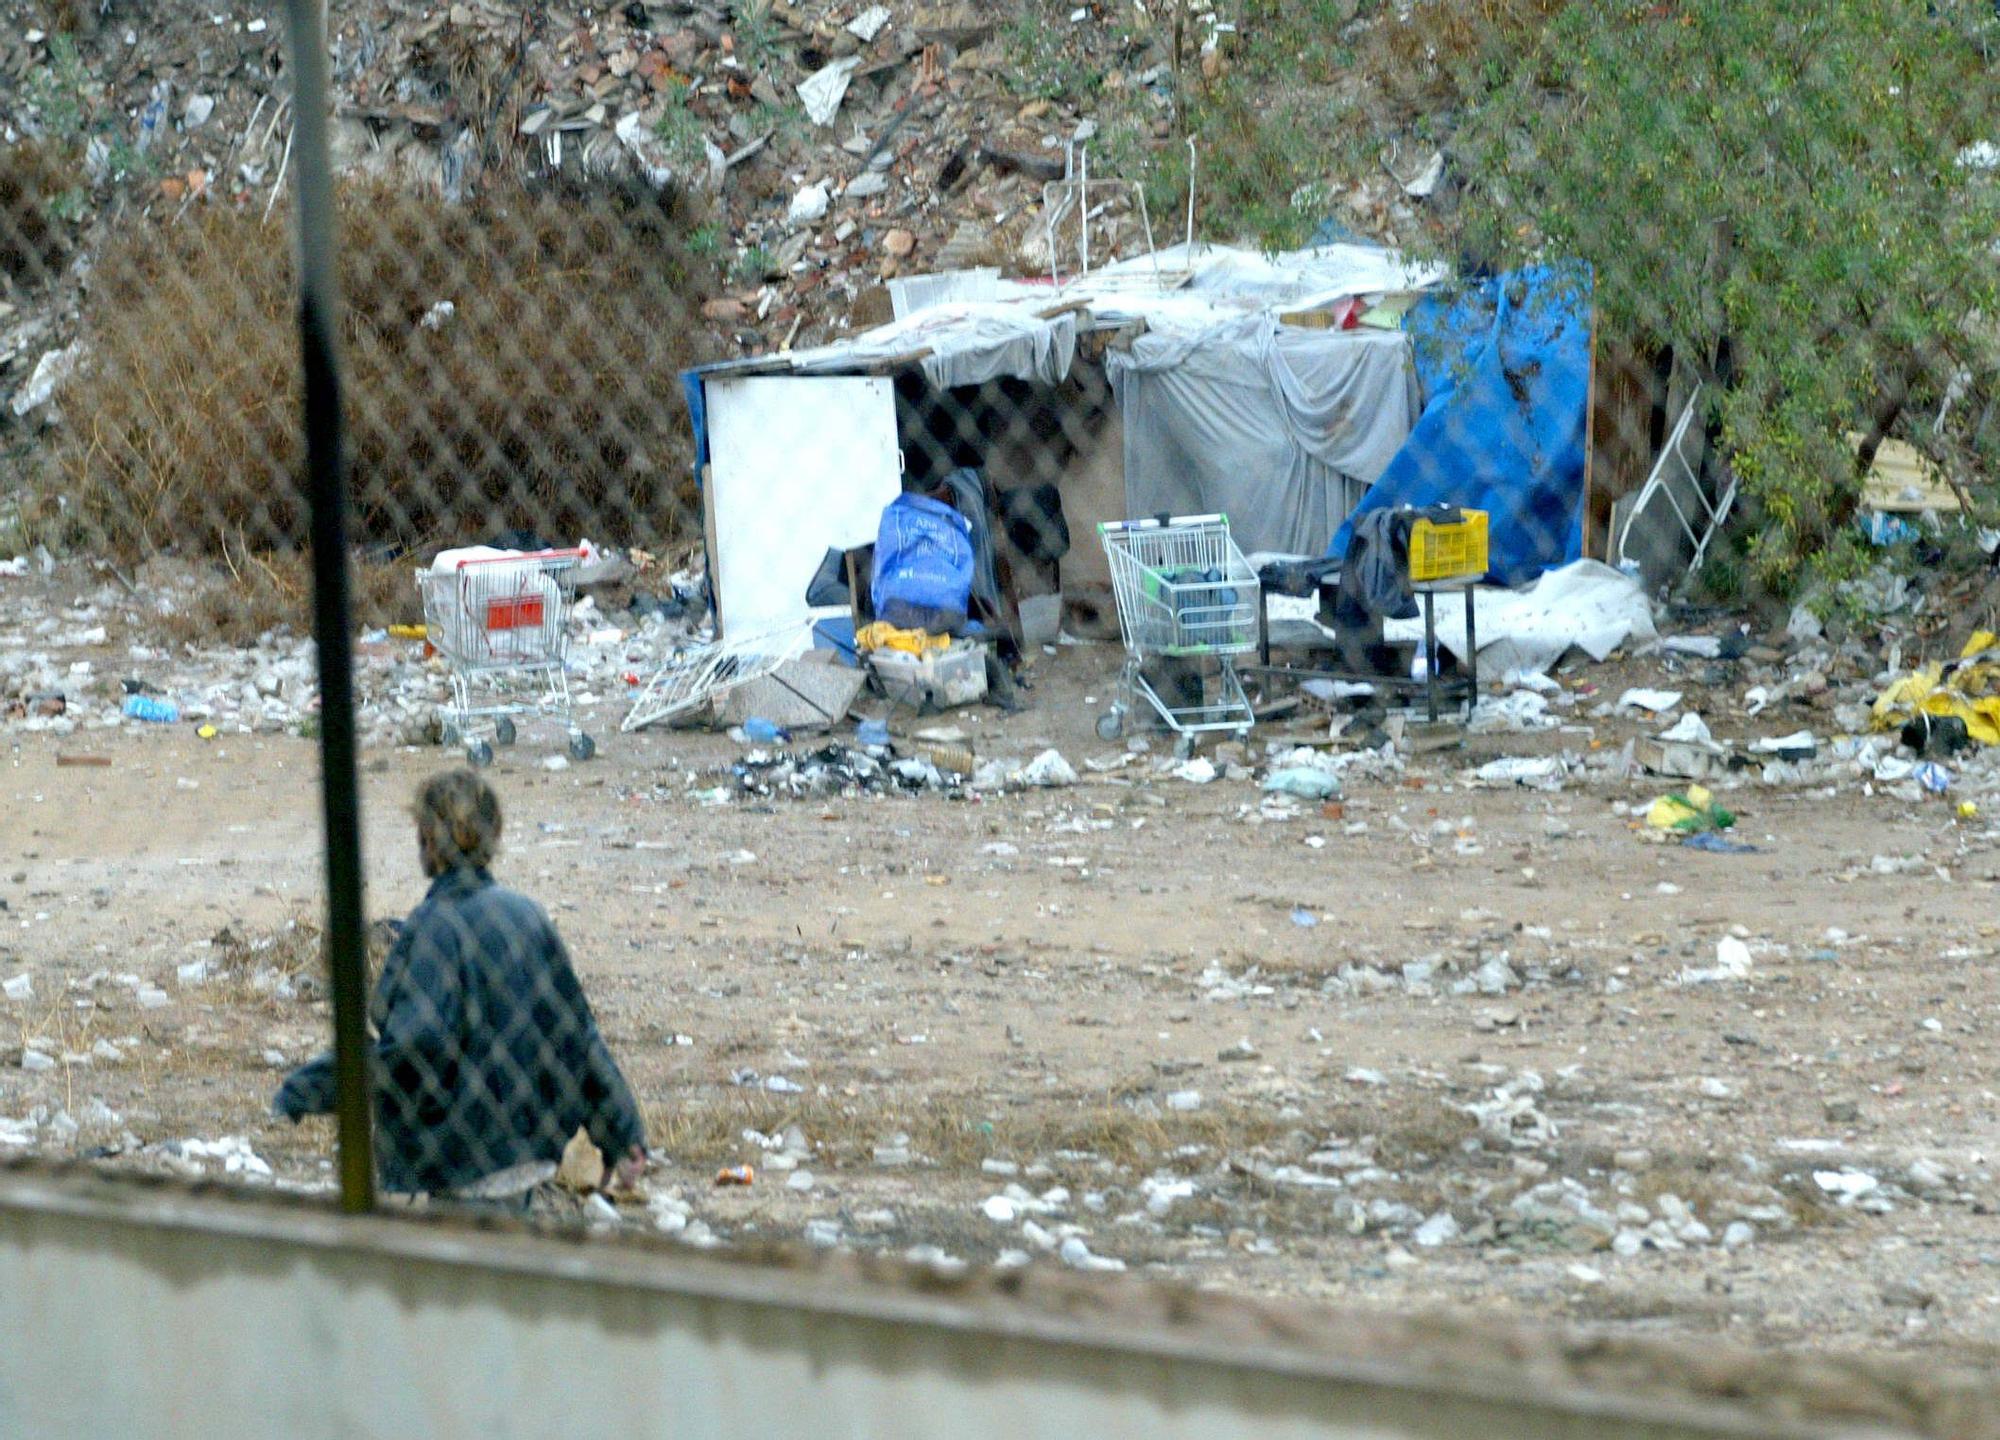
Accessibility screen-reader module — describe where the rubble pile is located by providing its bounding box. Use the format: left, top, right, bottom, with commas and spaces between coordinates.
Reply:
2, 0, 1204, 411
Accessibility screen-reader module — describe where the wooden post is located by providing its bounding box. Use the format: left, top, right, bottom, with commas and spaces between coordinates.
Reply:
1582, 303, 1600, 559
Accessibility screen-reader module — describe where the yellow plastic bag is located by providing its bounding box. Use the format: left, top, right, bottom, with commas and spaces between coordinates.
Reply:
855, 622, 950, 657
1871, 630, 2000, 746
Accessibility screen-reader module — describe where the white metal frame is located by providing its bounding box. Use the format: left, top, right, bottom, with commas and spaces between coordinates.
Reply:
1614, 384, 1736, 577
621, 623, 815, 733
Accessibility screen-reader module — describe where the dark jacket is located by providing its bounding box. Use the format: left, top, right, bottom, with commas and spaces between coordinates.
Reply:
275, 867, 644, 1195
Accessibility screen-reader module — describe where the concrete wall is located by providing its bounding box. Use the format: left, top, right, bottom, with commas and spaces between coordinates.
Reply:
0, 1171, 1833, 1440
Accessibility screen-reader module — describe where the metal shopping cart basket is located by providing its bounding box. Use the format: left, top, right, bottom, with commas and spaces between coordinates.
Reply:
1097, 514, 1260, 753
418, 548, 595, 767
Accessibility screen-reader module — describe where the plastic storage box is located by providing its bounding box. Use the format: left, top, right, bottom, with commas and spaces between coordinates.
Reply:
867, 641, 989, 710
1408, 509, 1490, 583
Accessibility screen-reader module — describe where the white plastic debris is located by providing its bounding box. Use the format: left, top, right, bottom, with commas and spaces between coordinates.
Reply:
1657, 712, 1718, 747
1413, 1211, 1460, 1247
175, 1135, 273, 1178
1681, 936, 1753, 985
797, 56, 861, 126
982, 1194, 1020, 1224
846, 5, 892, 41
2, 974, 30, 1002
1141, 1175, 1196, 1216
1814, 1169, 1879, 1204
1058, 1236, 1125, 1272
787, 182, 830, 226
1618, 688, 1683, 714
9, 342, 84, 417
1473, 756, 1566, 788
1174, 756, 1217, 784
1016, 749, 1078, 789
1166, 1089, 1203, 1112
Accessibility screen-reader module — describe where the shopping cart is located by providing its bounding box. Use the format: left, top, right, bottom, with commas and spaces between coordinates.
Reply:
418, 548, 595, 767
1097, 514, 1260, 752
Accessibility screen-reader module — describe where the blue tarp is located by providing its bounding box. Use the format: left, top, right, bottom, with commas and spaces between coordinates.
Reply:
1328, 265, 1593, 588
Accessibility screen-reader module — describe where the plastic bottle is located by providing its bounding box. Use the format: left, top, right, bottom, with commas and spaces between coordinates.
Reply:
741, 717, 788, 745
121, 695, 180, 724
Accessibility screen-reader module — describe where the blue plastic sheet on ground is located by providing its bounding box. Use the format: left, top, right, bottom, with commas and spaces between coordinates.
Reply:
1682, 832, 1759, 855
1328, 264, 1593, 588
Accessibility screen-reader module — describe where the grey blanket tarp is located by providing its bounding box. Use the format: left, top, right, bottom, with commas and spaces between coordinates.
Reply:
791, 305, 1078, 389
1106, 316, 1419, 557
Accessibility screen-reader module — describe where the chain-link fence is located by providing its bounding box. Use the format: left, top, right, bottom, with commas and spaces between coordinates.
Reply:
2, 0, 1997, 1263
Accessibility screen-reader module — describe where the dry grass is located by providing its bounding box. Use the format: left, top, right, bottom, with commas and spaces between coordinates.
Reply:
647, 1092, 1302, 1173
152, 553, 420, 650
47, 176, 720, 563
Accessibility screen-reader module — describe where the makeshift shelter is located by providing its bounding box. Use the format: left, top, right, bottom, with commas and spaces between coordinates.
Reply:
679, 243, 1451, 650
1106, 316, 1419, 556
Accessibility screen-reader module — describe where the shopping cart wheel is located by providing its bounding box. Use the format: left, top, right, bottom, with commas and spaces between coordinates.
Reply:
494, 717, 517, 747
568, 732, 596, 763
1096, 707, 1125, 742
466, 739, 494, 769
1173, 733, 1196, 761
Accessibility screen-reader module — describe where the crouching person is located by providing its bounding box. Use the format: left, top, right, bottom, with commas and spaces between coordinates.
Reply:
275, 770, 645, 1198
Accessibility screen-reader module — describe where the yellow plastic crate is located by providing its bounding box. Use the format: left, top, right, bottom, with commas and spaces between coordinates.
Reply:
1408, 509, 1490, 583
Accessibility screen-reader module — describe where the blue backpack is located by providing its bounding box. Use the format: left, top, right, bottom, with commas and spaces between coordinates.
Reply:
872, 493, 975, 633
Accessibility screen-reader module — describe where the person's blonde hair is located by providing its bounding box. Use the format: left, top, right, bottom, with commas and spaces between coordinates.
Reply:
414, 769, 502, 874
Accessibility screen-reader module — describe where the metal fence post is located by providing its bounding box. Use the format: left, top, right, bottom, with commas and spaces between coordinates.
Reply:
283, 0, 374, 1212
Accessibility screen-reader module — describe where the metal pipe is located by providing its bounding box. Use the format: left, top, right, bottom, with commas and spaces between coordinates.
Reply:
1079, 143, 1091, 278
282, 0, 374, 1213
1186, 137, 1198, 253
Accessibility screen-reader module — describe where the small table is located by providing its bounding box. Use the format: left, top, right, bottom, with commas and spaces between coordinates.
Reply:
1249, 574, 1480, 723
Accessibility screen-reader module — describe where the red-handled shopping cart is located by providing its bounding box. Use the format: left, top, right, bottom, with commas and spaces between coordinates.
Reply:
418, 548, 595, 767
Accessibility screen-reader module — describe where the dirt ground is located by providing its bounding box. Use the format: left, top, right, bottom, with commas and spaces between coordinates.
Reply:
5, 620, 2000, 1376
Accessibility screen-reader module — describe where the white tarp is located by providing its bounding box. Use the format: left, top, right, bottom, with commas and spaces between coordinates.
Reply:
1106, 316, 1419, 556
1084, 242, 1449, 324
1384, 560, 1657, 678
789, 303, 1078, 390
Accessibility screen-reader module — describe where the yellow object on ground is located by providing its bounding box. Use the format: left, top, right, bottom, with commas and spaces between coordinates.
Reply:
1645, 785, 1736, 833
855, 622, 951, 656
388, 624, 428, 641
1872, 631, 2000, 746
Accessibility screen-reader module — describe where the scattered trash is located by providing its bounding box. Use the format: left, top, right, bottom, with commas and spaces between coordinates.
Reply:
1873, 632, 2000, 747
714, 1165, 755, 1187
